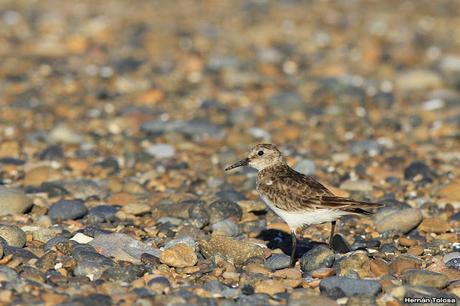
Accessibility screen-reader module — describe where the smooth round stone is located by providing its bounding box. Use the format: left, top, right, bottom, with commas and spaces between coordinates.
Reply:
402, 269, 449, 289
49, 123, 83, 144
374, 208, 423, 234
87, 205, 119, 223
160, 244, 197, 268
294, 159, 316, 176
319, 276, 381, 298
145, 144, 175, 158
0, 225, 27, 247
0, 187, 32, 216
208, 200, 243, 223
48, 199, 88, 221
264, 254, 291, 270
211, 219, 240, 237
300, 245, 335, 272
121, 203, 150, 215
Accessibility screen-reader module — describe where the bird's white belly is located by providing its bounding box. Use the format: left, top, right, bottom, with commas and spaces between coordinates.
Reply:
260, 194, 348, 230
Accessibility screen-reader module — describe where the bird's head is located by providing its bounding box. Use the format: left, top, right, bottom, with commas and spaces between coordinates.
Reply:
225, 143, 285, 171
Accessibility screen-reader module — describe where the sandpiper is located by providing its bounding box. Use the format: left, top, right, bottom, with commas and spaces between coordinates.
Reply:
225, 143, 383, 267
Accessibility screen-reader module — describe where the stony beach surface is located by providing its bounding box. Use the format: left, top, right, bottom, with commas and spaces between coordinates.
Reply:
0, 0, 460, 305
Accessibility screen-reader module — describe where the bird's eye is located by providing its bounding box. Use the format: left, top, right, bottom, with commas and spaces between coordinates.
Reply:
258, 150, 264, 156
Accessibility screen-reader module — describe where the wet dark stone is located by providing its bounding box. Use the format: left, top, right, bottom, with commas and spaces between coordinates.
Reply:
300, 245, 335, 272
241, 284, 255, 295
331, 234, 351, 253
351, 237, 381, 251
379, 243, 397, 253
207, 200, 243, 223
141, 253, 161, 268
404, 160, 436, 181
49, 199, 88, 221
320, 276, 381, 298
39, 145, 64, 160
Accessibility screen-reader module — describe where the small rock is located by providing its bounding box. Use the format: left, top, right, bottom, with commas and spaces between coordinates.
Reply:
319, 276, 381, 298
23, 166, 61, 186
254, 279, 286, 296
164, 236, 197, 251
370, 259, 390, 277
211, 219, 240, 237
121, 203, 150, 216
265, 253, 291, 270
200, 236, 265, 265
160, 243, 198, 268
49, 123, 84, 144
390, 257, 420, 275
396, 70, 443, 91
102, 264, 145, 282
334, 251, 370, 278
418, 218, 451, 233
407, 245, 424, 256
70, 233, 94, 244
86, 205, 119, 223
340, 179, 373, 192
89, 233, 160, 263
0, 225, 27, 247
311, 267, 335, 279
294, 159, 316, 176
48, 199, 88, 221
208, 200, 243, 223
438, 180, 460, 201
0, 187, 32, 216
145, 144, 175, 158
404, 161, 436, 181
300, 245, 335, 272
52, 179, 109, 200
374, 208, 423, 233
402, 269, 449, 289
331, 234, 351, 253
0, 266, 19, 285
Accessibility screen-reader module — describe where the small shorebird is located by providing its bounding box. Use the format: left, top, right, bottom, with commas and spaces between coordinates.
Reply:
225, 144, 383, 267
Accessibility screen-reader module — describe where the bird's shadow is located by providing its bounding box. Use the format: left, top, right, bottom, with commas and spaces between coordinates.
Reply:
257, 229, 326, 260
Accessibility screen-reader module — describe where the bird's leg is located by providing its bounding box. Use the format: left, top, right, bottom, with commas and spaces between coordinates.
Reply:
290, 230, 297, 268
329, 221, 336, 247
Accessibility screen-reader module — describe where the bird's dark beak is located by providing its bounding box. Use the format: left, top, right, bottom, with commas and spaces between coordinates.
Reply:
225, 158, 249, 171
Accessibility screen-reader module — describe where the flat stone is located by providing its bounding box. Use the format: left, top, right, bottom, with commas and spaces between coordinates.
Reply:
340, 179, 373, 192
418, 218, 451, 233
145, 144, 175, 158
199, 236, 265, 266
438, 180, 460, 201
121, 203, 150, 215
402, 269, 449, 289
89, 233, 160, 263
23, 166, 61, 186
160, 243, 197, 268
265, 253, 291, 270
0, 225, 27, 247
390, 257, 421, 275
0, 187, 32, 216
374, 208, 423, 233
48, 199, 88, 221
254, 279, 286, 296
319, 276, 381, 298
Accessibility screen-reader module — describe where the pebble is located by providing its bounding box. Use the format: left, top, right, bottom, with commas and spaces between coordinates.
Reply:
418, 218, 451, 233
200, 236, 265, 266
300, 245, 335, 272
0, 187, 32, 216
89, 233, 160, 263
55, 179, 109, 200
438, 180, 460, 201
207, 200, 243, 223
370, 259, 389, 277
333, 251, 370, 278
319, 276, 381, 298
254, 279, 286, 296
374, 208, 423, 233
340, 179, 373, 192
121, 203, 151, 215
86, 205, 119, 223
23, 166, 61, 186
48, 199, 88, 221
402, 269, 449, 289
211, 219, 241, 237
390, 257, 421, 275
0, 224, 27, 247
145, 144, 176, 158
160, 243, 197, 268
264, 253, 291, 270
294, 159, 316, 176
404, 160, 436, 181
49, 123, 84, 144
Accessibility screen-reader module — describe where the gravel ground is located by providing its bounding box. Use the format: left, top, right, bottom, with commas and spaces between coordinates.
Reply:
0, 0, 460, 305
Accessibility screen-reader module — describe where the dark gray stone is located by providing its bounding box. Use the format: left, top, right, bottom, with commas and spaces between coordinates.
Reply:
319, 276, 381, 298
300, 245, 335, 272
49, 199, 88, 221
